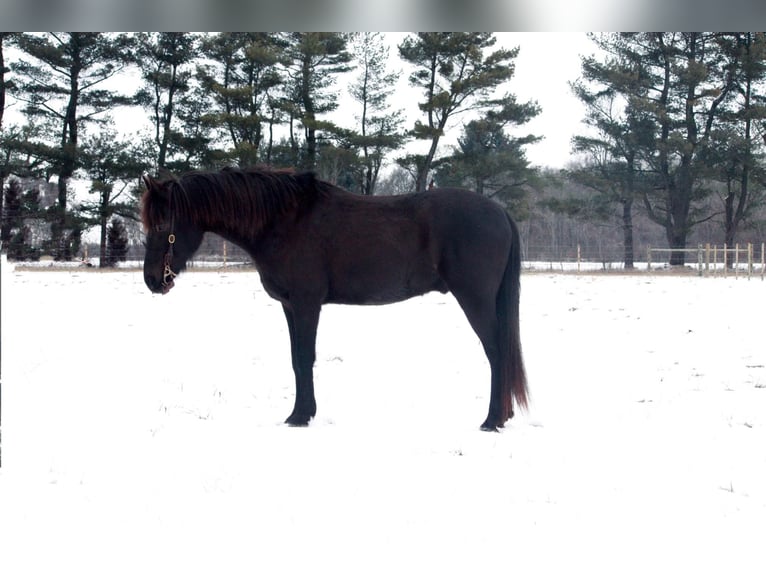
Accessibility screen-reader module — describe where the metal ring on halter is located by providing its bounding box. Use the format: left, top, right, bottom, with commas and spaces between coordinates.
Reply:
168, 233, 176, 244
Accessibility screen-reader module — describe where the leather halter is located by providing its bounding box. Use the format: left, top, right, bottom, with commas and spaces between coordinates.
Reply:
156, 187, 177, 289
161, 229, 177, 288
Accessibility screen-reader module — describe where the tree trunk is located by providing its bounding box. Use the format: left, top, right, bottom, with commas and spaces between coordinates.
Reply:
416, 127, 444, 193
0, 34, 6, 131
99, 215, 108, 266
667, 228, 687, 266
98, 188, 110, 267
724, 46, 752, 249
622, 198, 634, 269
52, 47, 81, 261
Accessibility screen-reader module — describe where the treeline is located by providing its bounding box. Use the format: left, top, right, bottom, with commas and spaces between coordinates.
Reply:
1, 33, 765, 268
0, 32, 542, 265
563, 33, 766, 267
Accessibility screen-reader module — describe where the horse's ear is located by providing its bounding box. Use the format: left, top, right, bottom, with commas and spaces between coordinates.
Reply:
142, 174, 170, 200
142, 174, 156, 192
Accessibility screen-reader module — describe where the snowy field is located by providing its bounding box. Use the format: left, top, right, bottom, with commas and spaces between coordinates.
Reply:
1, 260, 764, 573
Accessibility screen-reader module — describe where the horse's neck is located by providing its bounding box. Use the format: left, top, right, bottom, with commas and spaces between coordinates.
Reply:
196, 206, 263, 255
188, 181, 302, 252
204, 220, 257, 251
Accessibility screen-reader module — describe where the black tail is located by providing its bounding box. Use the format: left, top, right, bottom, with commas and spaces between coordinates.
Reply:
497, 214, 528, 421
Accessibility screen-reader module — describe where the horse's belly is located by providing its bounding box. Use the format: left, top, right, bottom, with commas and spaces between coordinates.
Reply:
328, 271, 447, 306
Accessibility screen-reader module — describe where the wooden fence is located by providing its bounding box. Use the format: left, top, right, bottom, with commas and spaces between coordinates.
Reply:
648, 243, 766, 279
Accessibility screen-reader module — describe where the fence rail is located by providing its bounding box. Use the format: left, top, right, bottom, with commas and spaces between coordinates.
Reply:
647, 243, 766, 279
8, 242, 766, 280
522, 242, 765, 279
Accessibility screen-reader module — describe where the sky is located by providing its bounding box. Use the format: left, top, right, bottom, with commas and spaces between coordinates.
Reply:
379, 32, 594, 170
3, 33, 593, 173
502, 33, 594, 168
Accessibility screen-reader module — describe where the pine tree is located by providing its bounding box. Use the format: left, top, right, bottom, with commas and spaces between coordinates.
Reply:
348, 33, 407, 195
134, 33, 200, 171
105, 217, 128, 267
2, 178, 42, 260
705, 33, 766, 248
281, 33, 353, 170
11, 32, 133, 260
569, 46, 658, 269
78, 127, 151, 267
434, 95, 540, 207
198, 33, 286, 167
573, 33, 739, 265
398, 33, 518, 192
1, 177, 21, 246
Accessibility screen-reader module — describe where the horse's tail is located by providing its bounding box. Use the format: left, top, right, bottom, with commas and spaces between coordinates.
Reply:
498, 213, 528, 421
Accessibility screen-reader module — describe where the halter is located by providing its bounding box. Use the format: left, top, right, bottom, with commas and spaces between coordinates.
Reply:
162, 229, 177, 288
157, 185, 177, 289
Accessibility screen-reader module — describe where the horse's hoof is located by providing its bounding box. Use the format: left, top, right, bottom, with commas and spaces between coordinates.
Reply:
480, 420, 503, 432
285, 414, 312, 427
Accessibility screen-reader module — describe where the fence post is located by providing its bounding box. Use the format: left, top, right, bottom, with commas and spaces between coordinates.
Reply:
223, 240, 228, 269
723, 244, 728, 278
577, 244, 581, 273
713, 245, 718, 277
748, 243, 753, 280
762, 243, 765, 281
697, 244, 703, 277
735, 243, 740, 279
647, 247, 652, 272
705, 243, 710, 276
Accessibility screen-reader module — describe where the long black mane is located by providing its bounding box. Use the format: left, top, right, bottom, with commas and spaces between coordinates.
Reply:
141, 166, 324, 237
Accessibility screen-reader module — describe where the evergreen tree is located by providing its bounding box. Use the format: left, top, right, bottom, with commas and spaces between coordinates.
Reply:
134, 33, 200, 171
0, 33, 10, 133
398, 33, 518, 192
198, 33, 286, 167
281, 33, 353, 169
2, 178, 42, 260
172, 83, 218, 171
78, 127, 151, 267
348, 33, 407, 195
105, 216, 128, 267
434, 95, 541, 211
704, 33, 766, 247
569, 53, 657, 269
1, 177, 21, 246
575, 33, 738, 265
0, 30, 19, 252
11, 32, 133, 259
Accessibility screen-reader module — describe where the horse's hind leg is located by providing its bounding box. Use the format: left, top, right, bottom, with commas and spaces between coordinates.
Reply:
282, 303, 321, 426
450, 287, 506, 431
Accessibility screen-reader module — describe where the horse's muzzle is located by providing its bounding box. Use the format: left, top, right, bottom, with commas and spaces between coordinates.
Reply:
145, 274, 174, 295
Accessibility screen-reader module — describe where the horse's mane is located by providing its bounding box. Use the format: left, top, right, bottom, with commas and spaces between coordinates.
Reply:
141, 166, 324, 236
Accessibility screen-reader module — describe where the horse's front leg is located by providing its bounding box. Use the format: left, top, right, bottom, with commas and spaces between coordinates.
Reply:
282, 302, 321, 426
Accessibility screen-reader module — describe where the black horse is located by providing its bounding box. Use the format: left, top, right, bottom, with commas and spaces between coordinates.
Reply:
141, 167, 528, 430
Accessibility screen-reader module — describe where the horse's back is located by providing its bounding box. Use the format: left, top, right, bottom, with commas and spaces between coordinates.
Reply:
311, 188, 444, 304
315, 187, 513, 304
417, 187, 512, 237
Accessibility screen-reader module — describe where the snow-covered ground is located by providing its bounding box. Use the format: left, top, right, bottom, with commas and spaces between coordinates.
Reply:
1, 260, 764, 573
